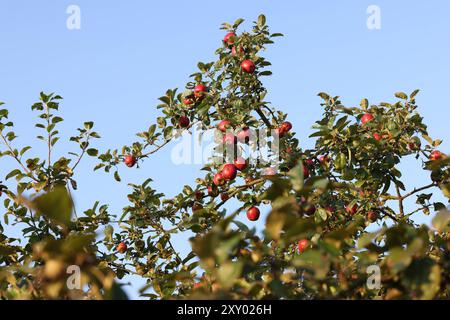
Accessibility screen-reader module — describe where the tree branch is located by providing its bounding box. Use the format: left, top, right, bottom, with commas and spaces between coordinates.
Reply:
400, 182, 437, 200
255, 107, 273, 129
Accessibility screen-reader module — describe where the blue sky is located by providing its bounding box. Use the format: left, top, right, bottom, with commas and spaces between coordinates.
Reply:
0, 1, 449, 298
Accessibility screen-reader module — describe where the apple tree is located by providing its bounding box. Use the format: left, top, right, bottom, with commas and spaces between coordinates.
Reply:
0, 15, 449, 300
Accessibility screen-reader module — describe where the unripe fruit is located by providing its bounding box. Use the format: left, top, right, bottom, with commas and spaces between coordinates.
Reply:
361, 113, 374, 125
297, 239, 309, 253
241, 59, 256, 73
429, 150, 444, 161
117, 242, 127, 254
223, 32, 236, 46
367, 211, 378, 222
179, 116, 190, 128
346, 204, 359, 216
213, 172, 225, 186
237, 127, 250, 143
194, 84, 207, 98
234, 157, 247, 171
124, 155, 136, 168
221, 163, 237, 180
218, 120, 232, 132
246, 206, 260, 221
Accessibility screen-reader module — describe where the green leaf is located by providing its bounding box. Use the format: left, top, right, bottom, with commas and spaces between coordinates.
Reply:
86, 148, 98, 156
288, 162, 304, 192
431, 211, 450, 232
395, 92, 408, 100
360, 98, 368, 110
5, 169, 21, 180
233, 18, 245, 28
217, 261, 243, 289
293, 250, 330, 280
33, 187, 72, 226
257, 14, 266, 28
410, 89, 420, 99
84, 121, 94, 130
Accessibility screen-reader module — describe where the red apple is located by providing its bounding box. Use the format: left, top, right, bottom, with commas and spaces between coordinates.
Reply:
305, 204, 316, 216
361, 113, 374, 125
208, 185, 219, 197
429, 150, 444, 161
234, 157, 247, 171
221, 163, 237, 180
280, 121, 292, 133
319, 155, 329, 164
231, 46, 244, 56
237, 127, 250, 143
246, 206, 260, 221
220, 193, 229, 202
223, 32, 236, 46
325, 206, 336, 214
192, 203, 203, 212
297, 239, 309, 253
408, 142, 419, 151
117, 242, 127, 254
346, 203, 359, 216
179, 116, 190, 128
264, 167, 277, 175
223, 133, 237, 145
194, 84, 207, 98
274, 127, 284, 138
213, 172, 225, 186
124, 155, 136, 168
245, 176, 254, 184
195, 191, 204, 201
303, 163, 310, 178
373, 133, 382, 141
305, 158, 315, 166
218, 120, 232, 133
183, 97, 194, 106
367, 211, 378, 222
193, 282, 203, 290
241, 59, 256, 74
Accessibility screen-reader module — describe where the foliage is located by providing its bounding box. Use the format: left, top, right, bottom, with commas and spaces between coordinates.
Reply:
0, 15, 449, 300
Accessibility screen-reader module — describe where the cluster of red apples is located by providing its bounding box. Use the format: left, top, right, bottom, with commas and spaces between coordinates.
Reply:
118, 34, 447, 256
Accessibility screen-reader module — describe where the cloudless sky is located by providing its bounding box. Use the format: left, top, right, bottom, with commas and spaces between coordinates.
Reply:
0, 1, 449, 298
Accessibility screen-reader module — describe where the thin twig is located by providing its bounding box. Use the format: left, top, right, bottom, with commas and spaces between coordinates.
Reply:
0, 131, 39, 182
400, 182, 437, 200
